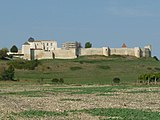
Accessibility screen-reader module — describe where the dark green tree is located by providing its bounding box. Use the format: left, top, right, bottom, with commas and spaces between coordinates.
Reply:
1, 65, 15, 80
85, 42, 92, 48
0, 48, 8, 59
10, 45, 18, 53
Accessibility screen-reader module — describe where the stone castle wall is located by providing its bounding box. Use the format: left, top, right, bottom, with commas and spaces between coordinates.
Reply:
34, 50, 53, 60
80, 48, 103, 56
20, 40, 151, 60
53, 48, 77, 59
110, 48, 135, 56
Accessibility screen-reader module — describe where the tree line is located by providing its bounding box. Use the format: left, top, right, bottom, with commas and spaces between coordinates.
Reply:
0, 45, 18, 59
138, 73, 160, 84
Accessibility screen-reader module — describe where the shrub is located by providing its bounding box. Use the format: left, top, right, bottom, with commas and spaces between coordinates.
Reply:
1, 65, 15, 80
79, 61, 83, 64
98, 65, 110, 70
51, 78, 64, 84
51, 78, 59, 83
59, 78, 64, 83
147, 67, 152, 70
154, 67, 160, 71
9, 59, 39, 70
70, 67, 82, 71
113, 77, 120, 84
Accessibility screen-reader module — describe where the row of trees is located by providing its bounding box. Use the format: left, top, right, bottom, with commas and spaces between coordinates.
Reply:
0, 46, 18, 59
138, 73, 160, 84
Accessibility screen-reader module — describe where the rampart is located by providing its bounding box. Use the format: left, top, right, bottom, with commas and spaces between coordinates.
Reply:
15, 40, 152, 60
80, 48, 103, 56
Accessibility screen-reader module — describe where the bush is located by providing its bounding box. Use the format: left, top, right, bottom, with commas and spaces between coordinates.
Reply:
154, 67, 160, 71
59, 78, 64, 83
79, 61, 83, 64
51, 78, 59, 83
70, 67, 82, 71
98, 65, 110, 70
113, 77, 120, 84
147, 67, 152, 70
51, 78, 64, 84
9, 59, 39, 70
1, 65, 15, 80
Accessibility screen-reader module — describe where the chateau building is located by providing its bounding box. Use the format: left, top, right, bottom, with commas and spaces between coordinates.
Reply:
8, 38, 152, 60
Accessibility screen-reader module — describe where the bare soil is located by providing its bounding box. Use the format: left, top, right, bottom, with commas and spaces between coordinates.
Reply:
0, 84, 160, 120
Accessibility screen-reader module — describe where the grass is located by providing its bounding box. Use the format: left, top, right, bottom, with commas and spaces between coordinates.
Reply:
74, 108, 160, 120
126, 89, 160, 93
48, 85, 130, 94
0, 85, 130, 97
1, 55, 160, 85
0, 90, 46, 97
15, 108, 160, 119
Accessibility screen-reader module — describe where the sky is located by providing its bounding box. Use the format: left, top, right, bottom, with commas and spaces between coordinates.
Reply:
0, 0, 160, 58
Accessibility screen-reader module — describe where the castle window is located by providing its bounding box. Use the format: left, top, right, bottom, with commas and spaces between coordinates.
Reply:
51, 43, 53, 46
47, 43, 48, 46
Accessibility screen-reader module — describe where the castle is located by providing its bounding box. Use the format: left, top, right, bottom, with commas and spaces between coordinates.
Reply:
9, 38, 152, 60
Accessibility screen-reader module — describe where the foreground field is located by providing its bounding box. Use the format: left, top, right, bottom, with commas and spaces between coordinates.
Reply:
0, 83, 160, 120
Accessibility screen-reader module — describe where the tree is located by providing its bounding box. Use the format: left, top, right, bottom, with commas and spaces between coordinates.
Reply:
85, 42, 92, 48
10, 45, 18, 53
153, 56, 159, 61
0, 48, 8, 59
1, 65, 15, 80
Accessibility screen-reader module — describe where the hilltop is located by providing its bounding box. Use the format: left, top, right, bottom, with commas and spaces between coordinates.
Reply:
2, 55, 158, 85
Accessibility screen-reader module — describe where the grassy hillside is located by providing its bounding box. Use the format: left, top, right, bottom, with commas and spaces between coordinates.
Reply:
9, 55, 160, 85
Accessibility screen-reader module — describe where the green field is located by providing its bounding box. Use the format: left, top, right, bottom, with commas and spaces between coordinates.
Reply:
1, 55, 160, 84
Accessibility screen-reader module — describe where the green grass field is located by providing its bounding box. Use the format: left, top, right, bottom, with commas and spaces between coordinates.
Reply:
1, 55, 160, 84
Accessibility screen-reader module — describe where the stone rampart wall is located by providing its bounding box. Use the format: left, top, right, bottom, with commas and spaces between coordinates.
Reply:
80, 48, 103, 56
53, 48, 77, 59
34, 50, 53, 60
110, 48, 135, 56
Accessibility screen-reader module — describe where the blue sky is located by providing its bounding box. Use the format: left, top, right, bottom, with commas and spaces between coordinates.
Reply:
0, 0, 160, 57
